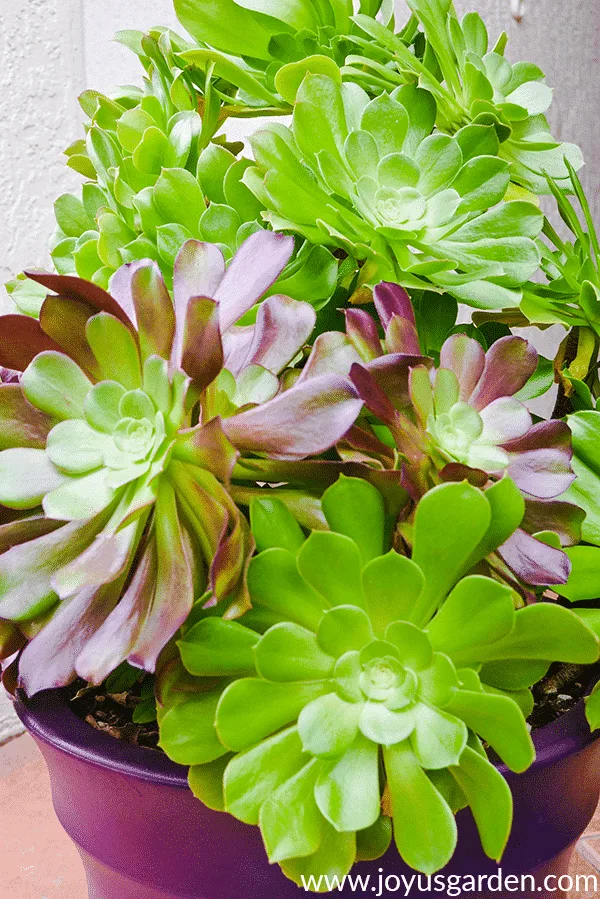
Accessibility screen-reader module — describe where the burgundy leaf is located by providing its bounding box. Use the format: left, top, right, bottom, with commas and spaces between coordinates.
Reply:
26, 271, 135, 331
0, 315, 62, 372
365, 353, 431, 412
501, 420, 572, 455
439, 463, 489, 488
522, 499, 585, 546
40, 295, 103, 378
374, 282, 415, 329
0, 385, 55, 450
130, 262, 176, 361
345, 309, 382, 361
180, 297, 224, 393
349, 363, 398, 426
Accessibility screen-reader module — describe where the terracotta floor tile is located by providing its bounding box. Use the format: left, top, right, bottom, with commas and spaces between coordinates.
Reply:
0, 733, 87, 898
568, 851, 600, 898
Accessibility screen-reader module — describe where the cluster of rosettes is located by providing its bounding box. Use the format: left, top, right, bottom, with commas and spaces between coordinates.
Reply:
158, 477, 597, 886
0, 232, 361, 694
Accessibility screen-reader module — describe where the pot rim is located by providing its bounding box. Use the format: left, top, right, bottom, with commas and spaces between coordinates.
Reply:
13, 683, 599, 789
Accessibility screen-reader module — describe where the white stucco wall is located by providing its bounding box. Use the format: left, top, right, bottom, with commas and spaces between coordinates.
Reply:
0, 0, 598, 736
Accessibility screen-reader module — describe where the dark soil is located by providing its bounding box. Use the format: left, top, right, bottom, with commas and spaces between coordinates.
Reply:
66, 680, 160, 750
528, 662, 600, 729
67, 662, 600, 755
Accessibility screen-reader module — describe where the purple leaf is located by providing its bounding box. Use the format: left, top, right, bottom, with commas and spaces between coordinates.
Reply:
222, 374, 363, 461
497, 529, 571, 586
373, 282, 415, 330
469, 336, 538, 411
299, 332, 362, 382
128, 482, 195, 671
75, 542, 157, 685
507, 449, 576, 499
440, 335, 485, 402
172, 241, 226, 364
439, 463, 489, 488
214, 232, 294, 332
501, 420, 572, 455
244, 295, 316, 375
365, 353, 431, 411
19, 583, 121, 695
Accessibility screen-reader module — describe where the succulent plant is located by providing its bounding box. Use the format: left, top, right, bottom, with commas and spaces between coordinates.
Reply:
6, 27, 337, 316
306, 281, 581, 588
158, 476, 598, 887
0, 232, 363, 695
245, 74, 543, 308
353, 4, 583, 194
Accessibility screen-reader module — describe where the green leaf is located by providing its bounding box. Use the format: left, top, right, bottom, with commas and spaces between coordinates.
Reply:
356, 815, 393, 861
586, 682, 600, 732
472, 603, 599, 666
174, 0, 279, 59
362, 552, 425, 637
280, 823, 355, 890
54, 194, 93, 237
255, 622, 335, 682
154, 168, 205, 233
133, 127, 176, 176
449, 745, 512, 861
22, 352, 92, 420
410, 705, 468, 770
384, 741, 457, 875
260, 760, 324, 863
224, 726, 306, 824
445, 689, 534, 773
315, 733, 380, 832
179, 618, 259, 677
86, 313, 142, 389
427, 576, 515, 657
410, 483, 492, 626
247, 548, 328, 630
188, 754, 232, 811
0, 448, 67, 510
275, 55, 341, 105
297, 693, 361, 759
158, 684, 228, 765
317, 605, 374, 657
321, 475, 386, 564
561, 547, 600, 602
216, 679, 329, 751
297, 532, 365, 608
250, 497, 305, 554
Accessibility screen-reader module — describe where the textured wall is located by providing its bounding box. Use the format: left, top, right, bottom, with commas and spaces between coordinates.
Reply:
0, 0, 84, 301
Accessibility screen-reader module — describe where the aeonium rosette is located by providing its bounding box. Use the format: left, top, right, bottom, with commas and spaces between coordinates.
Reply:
0, 231, 362, 694
157, 477, 598, 888
310, 281, 583, 589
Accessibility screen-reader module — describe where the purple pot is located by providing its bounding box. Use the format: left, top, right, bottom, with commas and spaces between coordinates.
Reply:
14, 688, 600, 899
